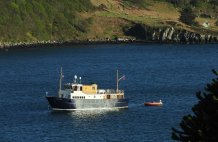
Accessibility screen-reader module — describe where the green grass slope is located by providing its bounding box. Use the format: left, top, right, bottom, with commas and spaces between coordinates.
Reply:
0, 0, 94, 42
0, 0, 218, 43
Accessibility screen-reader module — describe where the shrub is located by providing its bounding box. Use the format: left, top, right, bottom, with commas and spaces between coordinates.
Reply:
172, 70, 218, 142
180, 7, 197, 26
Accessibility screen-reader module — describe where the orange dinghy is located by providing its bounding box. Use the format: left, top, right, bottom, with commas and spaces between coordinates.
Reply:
144, 100, 163, 106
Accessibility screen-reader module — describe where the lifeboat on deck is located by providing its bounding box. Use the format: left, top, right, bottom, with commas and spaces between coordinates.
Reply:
144, 100, 163, 106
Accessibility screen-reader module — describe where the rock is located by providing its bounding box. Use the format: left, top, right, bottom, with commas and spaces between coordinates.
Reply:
123, 23, 218, 44
152, 31, 156, 41
167, 27, 175, 40
161, 27, 170, 41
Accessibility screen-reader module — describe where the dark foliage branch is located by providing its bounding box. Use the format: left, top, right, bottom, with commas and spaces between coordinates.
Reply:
172, 69, 218, 142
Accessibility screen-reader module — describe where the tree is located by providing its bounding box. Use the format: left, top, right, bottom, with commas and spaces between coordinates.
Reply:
180, 7, 197, 26
172, 70, 218, 141
169, 0, 191, 7
210, 0, 218, 5
215, 19, 218, 26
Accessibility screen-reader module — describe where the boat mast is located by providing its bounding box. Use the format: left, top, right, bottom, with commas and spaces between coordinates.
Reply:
116, 70, 119, 93
116, 70, 125, 93
58, 67, 63, 97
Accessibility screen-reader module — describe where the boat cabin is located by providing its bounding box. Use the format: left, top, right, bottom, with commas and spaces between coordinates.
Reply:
64, 83, 97, 94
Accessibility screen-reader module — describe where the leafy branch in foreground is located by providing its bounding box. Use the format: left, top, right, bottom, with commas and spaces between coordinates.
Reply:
172, 69, 218, 142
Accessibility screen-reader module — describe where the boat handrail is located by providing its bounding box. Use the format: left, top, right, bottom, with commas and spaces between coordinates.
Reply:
105, 89, 124, 94
97, 89, 124, 94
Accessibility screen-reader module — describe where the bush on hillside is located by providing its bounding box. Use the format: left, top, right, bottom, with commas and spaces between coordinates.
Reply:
215, 19, 218, 26
169, 0, 191, 7
123, 23, 146, 39
169, 0, 218, 7
180, 7, 197, 26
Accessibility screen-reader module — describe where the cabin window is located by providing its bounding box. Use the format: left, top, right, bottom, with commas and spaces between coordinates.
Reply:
107, 95, 110, 99
92, 87, 95, 90
74, 86, 77, 91
117, 95, 123, 99
80, 87, 82, 91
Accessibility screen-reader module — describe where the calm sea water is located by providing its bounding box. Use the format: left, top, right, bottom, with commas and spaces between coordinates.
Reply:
0, 44, 218, 142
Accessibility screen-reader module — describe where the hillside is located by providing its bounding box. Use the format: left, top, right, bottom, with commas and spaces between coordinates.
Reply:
0, 0, 94, 42
0, 0, 218, 45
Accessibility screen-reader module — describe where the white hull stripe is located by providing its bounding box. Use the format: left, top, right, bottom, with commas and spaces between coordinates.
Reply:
52, 106, 128, 111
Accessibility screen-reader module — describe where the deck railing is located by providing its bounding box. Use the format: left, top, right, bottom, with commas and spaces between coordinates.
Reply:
97, 89, 124, 94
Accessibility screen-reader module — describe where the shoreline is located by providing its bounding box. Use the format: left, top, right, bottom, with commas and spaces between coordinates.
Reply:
0, 39, 218, 50
0, 40, 159, 50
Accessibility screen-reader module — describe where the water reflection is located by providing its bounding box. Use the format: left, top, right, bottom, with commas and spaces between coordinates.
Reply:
70, 109, 120, 118
50, 108, 127, 119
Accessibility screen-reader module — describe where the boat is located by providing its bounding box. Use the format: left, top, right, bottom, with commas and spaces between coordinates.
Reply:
144, 100, 163, 106
46, 67, 129, 111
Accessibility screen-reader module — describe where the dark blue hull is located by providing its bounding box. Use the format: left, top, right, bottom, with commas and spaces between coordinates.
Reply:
46, 96, 129, 110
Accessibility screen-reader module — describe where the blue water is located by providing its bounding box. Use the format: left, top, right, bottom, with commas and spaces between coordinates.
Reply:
0, 44, 218, 142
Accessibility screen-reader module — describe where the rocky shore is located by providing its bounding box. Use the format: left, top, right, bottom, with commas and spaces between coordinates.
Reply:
124, 24, 218, 44
150, 27, 218, 44
0, 40, 130, 50
0, 26, 218, 50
